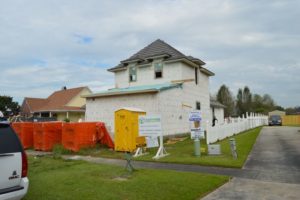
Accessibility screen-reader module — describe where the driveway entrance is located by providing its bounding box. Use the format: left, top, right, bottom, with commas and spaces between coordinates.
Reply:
203, 126, 300, 199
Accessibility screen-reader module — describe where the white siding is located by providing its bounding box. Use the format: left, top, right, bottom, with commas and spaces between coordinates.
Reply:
86, 93, 159, 136
86, 60, 212, 137
115, 61, 183, 88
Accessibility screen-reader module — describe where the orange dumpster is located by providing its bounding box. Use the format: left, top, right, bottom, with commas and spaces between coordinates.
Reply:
12, 122, 34, 149
62, 122, 98, 152
33, 122, 62, 151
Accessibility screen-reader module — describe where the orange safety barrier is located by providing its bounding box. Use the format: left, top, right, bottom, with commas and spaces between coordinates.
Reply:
33, 122, 62, 151
33, 123, 43, 150
96, 122, 114, 149
62, 122, 98, 152
12, 122, 34, 149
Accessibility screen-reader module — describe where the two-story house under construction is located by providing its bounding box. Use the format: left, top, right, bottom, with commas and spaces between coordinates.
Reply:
84, 39, 215, 136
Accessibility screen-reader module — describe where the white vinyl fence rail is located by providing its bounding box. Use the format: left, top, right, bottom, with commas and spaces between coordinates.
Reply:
206, 113, 268, 144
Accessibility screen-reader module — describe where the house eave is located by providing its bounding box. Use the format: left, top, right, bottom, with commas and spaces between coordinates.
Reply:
34, 110, 85, 113
83, 89, 159, 98
107, 66, 127, 72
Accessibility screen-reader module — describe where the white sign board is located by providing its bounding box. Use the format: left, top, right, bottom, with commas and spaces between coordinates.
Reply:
191, 127, 205, 139
146, 137, 159, 148
139, 115, 162, 137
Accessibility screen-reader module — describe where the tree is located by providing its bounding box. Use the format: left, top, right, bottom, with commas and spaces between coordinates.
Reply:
285, 106, 300, 115
236, 88, 244, 116
236, 86, 253, 116
251, 93, 277, 114
216, 84, 235, 117
243, 86, 252, 112
0, 96, 20, 117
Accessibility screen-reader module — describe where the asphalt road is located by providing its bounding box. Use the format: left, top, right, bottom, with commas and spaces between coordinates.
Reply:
203, 126, 300, 200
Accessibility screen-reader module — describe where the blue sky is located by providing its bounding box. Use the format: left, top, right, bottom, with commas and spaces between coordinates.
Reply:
0, 0, 299, 107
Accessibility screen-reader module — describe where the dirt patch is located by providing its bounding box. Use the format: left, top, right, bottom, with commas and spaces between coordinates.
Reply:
166, 137, 187, 145
112, 176, 129, 181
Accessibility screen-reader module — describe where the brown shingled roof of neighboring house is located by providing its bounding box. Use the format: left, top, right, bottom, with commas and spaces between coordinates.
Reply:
23, 97, 48, 113
22, 87, 88, 114
36, 87, 87, 112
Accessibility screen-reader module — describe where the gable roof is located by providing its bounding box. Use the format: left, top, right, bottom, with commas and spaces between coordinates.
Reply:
123, 39, 187, 62
23, 97, 48, 113
22, 87, 89, 113
108, 39, 214, 76
36, 87, 87, 112
83, 83, 182, 98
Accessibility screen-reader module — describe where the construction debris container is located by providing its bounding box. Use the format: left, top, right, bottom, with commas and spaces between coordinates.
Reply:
33, 122, 62, 151
62, 122, 98, 152
12, 122, 34, 149
114, 107, 146, 152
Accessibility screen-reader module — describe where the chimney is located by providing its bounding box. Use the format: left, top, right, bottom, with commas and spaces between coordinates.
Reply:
62, 86, 67, 90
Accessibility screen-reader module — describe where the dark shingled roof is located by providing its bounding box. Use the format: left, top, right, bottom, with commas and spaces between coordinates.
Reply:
124, 39, 186, 62
108, 39, 208, 72
210, 99, 226, 108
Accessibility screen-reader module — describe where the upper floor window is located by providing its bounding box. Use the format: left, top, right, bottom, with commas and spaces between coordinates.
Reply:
196, 101, 201, 110
129, 66, 137, 82
154, 63, 163, 78
195, 67, 198, 85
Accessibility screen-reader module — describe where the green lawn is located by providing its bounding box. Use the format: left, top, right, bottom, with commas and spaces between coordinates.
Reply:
24, 156, 229, 200
54, 127, 262, 168
134, 127, 262, 168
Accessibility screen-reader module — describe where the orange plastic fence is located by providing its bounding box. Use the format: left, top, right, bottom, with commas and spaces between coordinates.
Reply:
33, 123, 43, 150
33, 122, 62, 151
12, 121, 114, 152
62, 122, 98, 152
96, 122, 114, 149
12, 122, 34, 149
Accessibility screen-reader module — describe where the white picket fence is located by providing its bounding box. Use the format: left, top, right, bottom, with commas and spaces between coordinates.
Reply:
206, 113, 268, 144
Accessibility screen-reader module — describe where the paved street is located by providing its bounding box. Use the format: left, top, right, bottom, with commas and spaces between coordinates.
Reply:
203, 126, 300, 199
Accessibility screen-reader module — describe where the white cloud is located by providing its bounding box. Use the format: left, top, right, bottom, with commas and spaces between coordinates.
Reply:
0, 0, 299, 107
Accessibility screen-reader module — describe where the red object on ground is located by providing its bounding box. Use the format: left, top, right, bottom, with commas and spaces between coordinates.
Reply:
96, 122, 114, 149
12, 122, 34, 149
62, 122, 98, 152
33, 122, 62, 151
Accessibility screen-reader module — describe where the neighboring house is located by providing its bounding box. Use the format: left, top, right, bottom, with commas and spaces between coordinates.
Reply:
210, 99, 225, 124
84, 39, 214, 136
21, 86, 91, 122
268, 110, 286, 117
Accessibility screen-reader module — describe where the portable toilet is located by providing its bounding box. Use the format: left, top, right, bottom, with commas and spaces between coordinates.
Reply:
114, 107, 146, 152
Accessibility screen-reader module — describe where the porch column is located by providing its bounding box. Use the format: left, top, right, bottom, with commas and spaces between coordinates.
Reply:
66, 112, 69, 119
49, 112, 52, 117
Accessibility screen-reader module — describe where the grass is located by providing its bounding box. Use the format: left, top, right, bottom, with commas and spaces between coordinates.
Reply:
53, 127, 262, 168
52, 144, 125, 159
134, 127, 262, 168
81, 127, 262, 168
23, 156, 229, 200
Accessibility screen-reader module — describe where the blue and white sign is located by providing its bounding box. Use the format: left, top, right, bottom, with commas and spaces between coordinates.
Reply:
189, 111, 202, 122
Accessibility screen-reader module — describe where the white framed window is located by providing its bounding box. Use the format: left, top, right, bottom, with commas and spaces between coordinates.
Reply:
129, 65, 137, 82
154, 62, 163, 78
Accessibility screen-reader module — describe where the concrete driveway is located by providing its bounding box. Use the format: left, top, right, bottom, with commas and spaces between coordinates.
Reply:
203, 126, 300, 200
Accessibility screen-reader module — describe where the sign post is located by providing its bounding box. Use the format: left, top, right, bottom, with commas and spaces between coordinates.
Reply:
138, 115, 168, 159
189, 111, 203, 157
